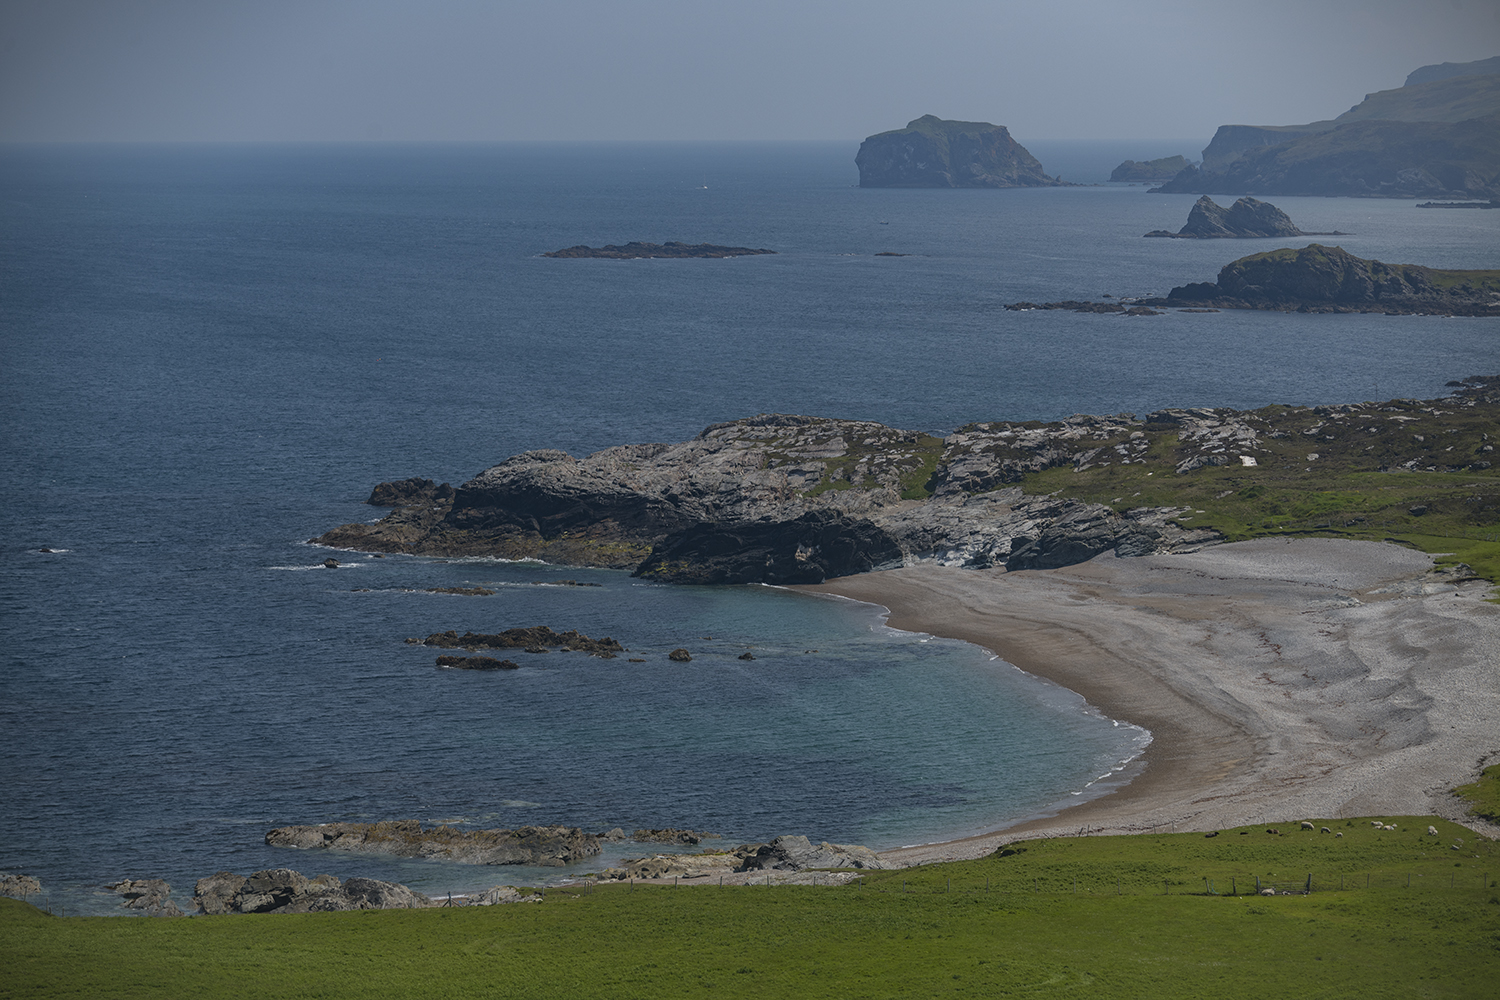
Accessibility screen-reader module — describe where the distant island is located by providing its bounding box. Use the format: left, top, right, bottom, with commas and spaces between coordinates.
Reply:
1151, 56, 1500, 199
1144, 195, 1345, 239
1109, 155, 1191, 182
544, 242, 776, 259
855, 115, 1067, 188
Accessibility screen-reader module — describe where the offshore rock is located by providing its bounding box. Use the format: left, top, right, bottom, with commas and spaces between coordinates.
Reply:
856, 115, 1066, 188
435, 654, 520, 670
1156, 244, 1500, 315
1144, 196, 1318, 238
192, 869, 430, 914
265, 820, 601, 867
1110, 155, 1191, 182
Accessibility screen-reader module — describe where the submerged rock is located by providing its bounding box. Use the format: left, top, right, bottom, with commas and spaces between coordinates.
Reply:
543, 242, 775, 259
419, 626, 623, 656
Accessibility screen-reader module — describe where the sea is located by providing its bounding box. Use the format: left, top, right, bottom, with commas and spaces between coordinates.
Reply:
2, 140, 1496, 915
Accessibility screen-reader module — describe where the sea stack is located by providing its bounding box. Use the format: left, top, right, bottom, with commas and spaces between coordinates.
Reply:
856, 115, 1065, 188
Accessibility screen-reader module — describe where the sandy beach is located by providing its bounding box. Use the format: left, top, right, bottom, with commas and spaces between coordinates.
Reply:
797, 538, 1499, 866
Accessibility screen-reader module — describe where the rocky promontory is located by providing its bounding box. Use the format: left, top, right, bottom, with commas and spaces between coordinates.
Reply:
1110, 155, 1191, 182
266, 820, 601, 867
543, 242, 775, 259
1152, 244, 1500, 315
1144, 195, 1338, 238
313, 414, 1220, 583
856, 115, 1066, 188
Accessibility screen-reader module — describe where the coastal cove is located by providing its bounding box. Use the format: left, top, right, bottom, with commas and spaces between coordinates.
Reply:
3, 142, 1498, 916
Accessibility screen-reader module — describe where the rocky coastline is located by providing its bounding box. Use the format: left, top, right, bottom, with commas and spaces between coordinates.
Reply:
313, 414, 1221, 584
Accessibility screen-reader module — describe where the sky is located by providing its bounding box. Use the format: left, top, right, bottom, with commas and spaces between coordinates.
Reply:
2, 0, 1497, 143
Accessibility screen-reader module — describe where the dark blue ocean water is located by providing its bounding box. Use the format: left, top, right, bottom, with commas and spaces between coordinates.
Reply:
2, 142, 1496, 914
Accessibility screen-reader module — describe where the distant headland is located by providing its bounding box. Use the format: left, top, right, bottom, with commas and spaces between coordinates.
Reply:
855, 115, 1068, 188
1150, 56, 1500, 199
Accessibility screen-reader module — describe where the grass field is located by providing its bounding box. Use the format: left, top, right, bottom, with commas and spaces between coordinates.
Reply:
6, 816, 1497, 999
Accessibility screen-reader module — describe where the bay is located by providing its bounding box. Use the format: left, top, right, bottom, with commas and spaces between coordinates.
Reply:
1, 141, 1495, 914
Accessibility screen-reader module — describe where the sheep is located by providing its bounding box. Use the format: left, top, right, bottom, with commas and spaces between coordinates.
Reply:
1320, 827, 1330, 834
1428, 825, 1438, 836
1300, 821, 1314, 830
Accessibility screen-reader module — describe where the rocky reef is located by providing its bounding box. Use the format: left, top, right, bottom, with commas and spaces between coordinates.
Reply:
314, 414, 1221, 584
1110, 155, 1191, 182
543, 242, 775, 259
1144, 195, 1334, 238
1152, 244, 1500, 315
856, 115, 1066, 188
414, 626, 623, 656
266, 820, 601, 867
1153, 63, 1500, 199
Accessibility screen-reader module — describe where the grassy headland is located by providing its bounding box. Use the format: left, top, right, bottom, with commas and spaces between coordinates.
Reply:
1016, 382, 1500, 585
5, 816, 1496, 998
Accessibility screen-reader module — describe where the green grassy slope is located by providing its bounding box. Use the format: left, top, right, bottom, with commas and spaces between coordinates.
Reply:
5, 817, 1496, 999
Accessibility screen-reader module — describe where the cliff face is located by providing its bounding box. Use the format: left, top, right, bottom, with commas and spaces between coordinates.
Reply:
1163, 244, 1500, 314
1157, 67, 1500, 198
855, 115, 1064, 188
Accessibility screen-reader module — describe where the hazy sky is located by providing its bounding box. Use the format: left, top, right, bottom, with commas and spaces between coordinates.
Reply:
2, 0, 1497, 143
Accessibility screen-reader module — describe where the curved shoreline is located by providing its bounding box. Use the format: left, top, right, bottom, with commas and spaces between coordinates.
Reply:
796, 538, 1500, 864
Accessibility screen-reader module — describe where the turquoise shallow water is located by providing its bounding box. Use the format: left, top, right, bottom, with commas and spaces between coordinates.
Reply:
1, 141, 1495, 914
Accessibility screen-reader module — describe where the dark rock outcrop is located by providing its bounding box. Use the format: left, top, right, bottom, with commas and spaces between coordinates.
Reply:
1153, 244, 1500, 315
265, 820, 601, 867
856, 115, 1066, 188
418, 626, 623, 656
368, 477, 454, 506
635, 509, 905, 585
193, 869, 430, 914
1144, 196, 1322, 238
1110, 155, 1191, 182
543, 242, 775, 259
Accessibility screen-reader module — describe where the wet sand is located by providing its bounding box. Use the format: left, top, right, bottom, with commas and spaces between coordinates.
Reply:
797, 538, 1499, 865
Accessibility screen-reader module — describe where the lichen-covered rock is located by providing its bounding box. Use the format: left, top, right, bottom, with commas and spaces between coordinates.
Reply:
856, 116, 1065, 188
0, 873, 42, 898
736, 835, 891, 871
265, 820, 601, 867
191, 869, 426, 914
106, 878, 183, 917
